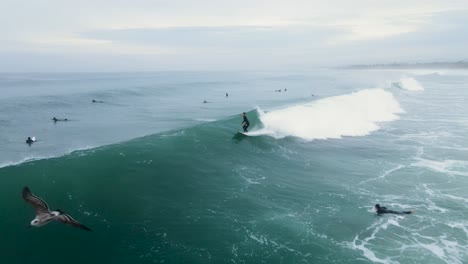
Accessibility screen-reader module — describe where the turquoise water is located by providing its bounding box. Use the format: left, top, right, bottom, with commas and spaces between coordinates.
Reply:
1, 70, 468, 263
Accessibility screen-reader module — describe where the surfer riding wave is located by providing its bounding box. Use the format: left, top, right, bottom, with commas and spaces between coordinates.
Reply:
241, 112, 250, 132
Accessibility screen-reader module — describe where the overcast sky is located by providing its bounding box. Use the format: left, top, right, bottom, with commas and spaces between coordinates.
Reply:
1, 0, 467, 71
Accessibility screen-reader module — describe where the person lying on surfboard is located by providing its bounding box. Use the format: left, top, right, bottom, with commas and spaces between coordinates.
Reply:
374, 204, 414, 215
52, 117, 68, 122
241, 112, 250, 132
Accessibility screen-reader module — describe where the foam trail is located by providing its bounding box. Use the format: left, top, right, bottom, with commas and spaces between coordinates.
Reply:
0, 145, 96, 169
395, 77, 424, 91
194, 118, 216, 122
249, 88, 404, 140
347, 218, 402, 264
411, 158, 468, 177
0, 155, 55, 169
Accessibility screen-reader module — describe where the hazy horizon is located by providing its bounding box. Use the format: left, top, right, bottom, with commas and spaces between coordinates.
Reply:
1, 0, 468, 72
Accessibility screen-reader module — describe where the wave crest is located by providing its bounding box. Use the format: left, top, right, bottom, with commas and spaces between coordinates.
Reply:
394, 77, 424, 91
249, 88, 404, 140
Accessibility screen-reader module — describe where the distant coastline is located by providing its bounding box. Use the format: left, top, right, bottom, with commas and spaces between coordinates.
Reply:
344, 61, 468, 69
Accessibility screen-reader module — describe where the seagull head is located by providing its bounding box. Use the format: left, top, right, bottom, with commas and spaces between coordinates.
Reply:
30, 219, 40, 227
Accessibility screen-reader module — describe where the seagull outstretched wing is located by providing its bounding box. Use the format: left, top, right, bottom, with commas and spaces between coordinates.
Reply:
55, 213, 92, 231
22, 186, 50, 215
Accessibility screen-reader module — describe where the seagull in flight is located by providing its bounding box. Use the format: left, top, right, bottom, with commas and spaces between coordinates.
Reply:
22, 186, 91, 231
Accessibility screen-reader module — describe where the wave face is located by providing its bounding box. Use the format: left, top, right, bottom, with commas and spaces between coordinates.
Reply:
394, 77, 425, 91
2, 70, 468, 264
250, 89, 404, 140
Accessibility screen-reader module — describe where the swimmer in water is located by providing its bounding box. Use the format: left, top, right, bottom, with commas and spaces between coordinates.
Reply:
375, 204, 414, 215
92, 99, 104, 103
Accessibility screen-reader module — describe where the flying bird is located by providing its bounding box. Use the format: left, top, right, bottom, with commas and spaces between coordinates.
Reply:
22, 186, 91, 231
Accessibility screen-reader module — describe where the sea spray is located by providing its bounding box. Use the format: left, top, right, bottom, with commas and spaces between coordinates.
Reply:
249, 88, 404, 140
394, 77, 424, 91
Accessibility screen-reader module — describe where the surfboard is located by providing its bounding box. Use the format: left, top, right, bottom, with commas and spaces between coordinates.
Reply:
233, 131, 250, 141
237, 131, 249, 136
31, 136, 36, 142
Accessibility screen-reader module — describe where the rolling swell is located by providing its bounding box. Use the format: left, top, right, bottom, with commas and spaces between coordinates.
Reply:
1, 112, 336, 263
2, 70, 468, 264
2, 80, 467, 263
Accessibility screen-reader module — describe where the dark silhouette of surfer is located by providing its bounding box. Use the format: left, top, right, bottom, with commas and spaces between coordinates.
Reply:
26, 137, 34, 146
375, 204, 414, 215
52, 117, 68, 122
92, 99, 104, 103
241, 112, 250, 132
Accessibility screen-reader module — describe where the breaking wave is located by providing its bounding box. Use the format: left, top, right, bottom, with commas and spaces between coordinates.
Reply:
249, 88, 404, 140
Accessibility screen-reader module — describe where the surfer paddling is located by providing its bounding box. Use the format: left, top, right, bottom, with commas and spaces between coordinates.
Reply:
26, 137, 35, 145
52, 117, 68, 122
374, 204, 414, 215
241, 112, 250, 132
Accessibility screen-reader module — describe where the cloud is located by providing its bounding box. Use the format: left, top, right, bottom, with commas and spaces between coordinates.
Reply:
81, 25, 345, 52
0, 1, 467, 71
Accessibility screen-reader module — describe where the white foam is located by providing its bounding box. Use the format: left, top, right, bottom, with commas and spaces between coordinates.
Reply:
194, 118, 216, 122
395, 77, 424, 91
249, 88, 404, 140
0, 145, 97, 169
419, 242, 445, 258
414, 236, 466, 264
447, 221, 468, 237
347, 217, 402, 264
421, 184, 468, 210
350, 241, 398, 264
0, 155, 54, 169
411, 158, 468, 177
358, 164, 405, 185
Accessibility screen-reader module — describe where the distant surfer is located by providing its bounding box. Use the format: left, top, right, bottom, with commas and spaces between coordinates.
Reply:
375, 204, 414, 215
284, 88, 287, 91
203, 100, 207, 103
226, 92, 229, 97
92, 99, 104, 103
52, 117, 68, 122
241, 112, 250, 132
26, 137, 35, 145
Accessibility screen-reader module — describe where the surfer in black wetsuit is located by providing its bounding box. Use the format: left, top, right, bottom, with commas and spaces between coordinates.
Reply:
52, 117, 68, 122
26, 137, 34, 145
92, 99, 104, 103
375, 204, 414, 215
241, 112, 250, 132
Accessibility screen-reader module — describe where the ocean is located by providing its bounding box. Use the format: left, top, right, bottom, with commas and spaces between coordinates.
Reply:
1, 69, 468, 263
